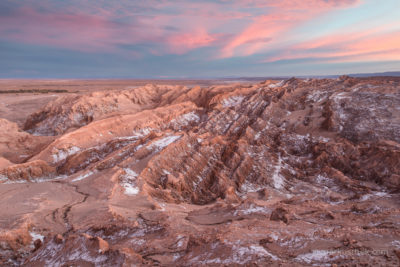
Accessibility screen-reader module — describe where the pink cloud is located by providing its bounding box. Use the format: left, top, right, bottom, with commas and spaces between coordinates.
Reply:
263, 0, 359, 8
219, 0, 360, 58
166, 28, 217, 54
0, 2, 234, 56
263, 29, 400, 63
225, 0, 360, 10
0, 0, 377, 60
220, 14, 300, 58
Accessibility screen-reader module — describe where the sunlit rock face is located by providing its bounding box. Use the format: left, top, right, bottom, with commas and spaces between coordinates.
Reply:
1, 77, 400, 266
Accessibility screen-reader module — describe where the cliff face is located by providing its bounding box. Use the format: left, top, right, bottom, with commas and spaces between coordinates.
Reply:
1, 77, 400, 266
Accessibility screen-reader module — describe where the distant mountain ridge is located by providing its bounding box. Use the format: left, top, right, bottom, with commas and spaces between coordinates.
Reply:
348, 71, 400, 77
223, 71, 400, 81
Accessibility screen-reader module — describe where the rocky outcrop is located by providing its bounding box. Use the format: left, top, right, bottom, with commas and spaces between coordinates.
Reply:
0, 160, 56, 182
23, 84, 184, 136
0, 118, 54, 164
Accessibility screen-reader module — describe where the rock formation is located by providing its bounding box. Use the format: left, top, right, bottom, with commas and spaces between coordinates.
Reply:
1, 77, 400, 266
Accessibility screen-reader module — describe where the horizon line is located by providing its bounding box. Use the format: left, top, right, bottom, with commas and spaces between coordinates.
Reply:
0, 70, 399, 80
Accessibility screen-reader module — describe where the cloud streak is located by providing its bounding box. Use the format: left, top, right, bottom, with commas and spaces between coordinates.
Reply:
219, 0, 360, 58
0, 0, 361, 55
264, 28, 400, 63
0, 0, 399, 77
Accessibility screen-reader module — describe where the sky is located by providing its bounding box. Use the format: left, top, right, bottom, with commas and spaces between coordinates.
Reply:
0, 0, 399, 78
